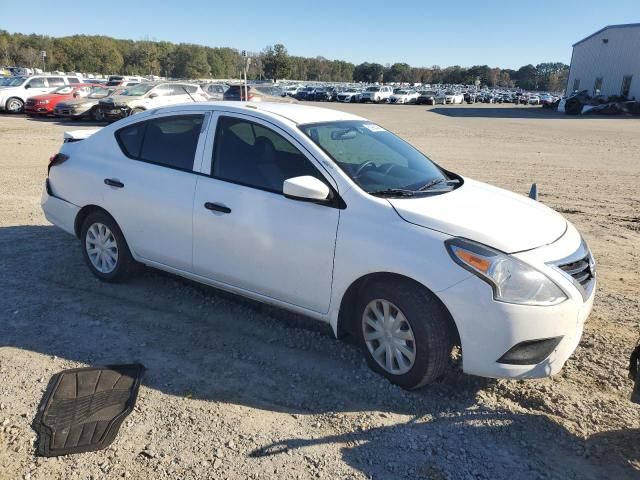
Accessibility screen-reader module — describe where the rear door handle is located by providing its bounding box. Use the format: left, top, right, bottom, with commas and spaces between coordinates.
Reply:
204, 202, 231, 214
104, 178, 124, 188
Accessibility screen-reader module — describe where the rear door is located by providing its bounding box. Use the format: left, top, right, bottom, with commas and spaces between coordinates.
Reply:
101, 111, 210, 271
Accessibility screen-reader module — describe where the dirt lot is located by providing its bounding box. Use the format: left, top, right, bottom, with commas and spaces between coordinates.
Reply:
1, 103, 639, 480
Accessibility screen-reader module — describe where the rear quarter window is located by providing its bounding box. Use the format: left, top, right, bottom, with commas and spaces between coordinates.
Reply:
115, 122, 146, 158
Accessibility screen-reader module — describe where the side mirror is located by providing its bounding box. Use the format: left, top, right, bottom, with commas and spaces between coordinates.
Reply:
24, 84, 31, 89
283, 176, 330, 202
148, 92, 158, 99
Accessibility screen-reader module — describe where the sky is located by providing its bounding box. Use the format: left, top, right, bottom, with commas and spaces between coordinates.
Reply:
2, 0, 640, 69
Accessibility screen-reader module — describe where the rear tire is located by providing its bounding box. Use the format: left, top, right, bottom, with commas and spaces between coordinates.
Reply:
80, 211, 137, 283
356, 279, 453, 389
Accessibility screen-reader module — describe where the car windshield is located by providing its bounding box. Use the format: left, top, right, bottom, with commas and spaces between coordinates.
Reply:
300, 120, 450, 195
366, 87, 380, 92
119, 83, 154, 96
1, 76, 27, 87
397, 90, 409, 94
52, 86, 75, 95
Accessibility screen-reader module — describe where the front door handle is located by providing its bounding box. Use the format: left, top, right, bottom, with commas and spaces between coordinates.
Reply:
104, 178, 124, 188
204, 202, 231, 214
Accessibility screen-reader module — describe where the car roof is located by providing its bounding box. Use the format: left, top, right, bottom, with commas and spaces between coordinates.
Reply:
151, 101, 365, 126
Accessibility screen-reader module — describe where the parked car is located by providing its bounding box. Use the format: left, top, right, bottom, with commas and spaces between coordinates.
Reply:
360, 86, 394, 103
97, 82, 207, 121
416, 90, 438, 105
0, 75, 81, 113
464, 92, 477, 104
311, 87, 332, 102
294, 86, 316, 101
388, 89, 419, 104
528, 95, 541, 105
24, 84, 93, 116
42, 102, 595, 389
105, 75, 144, 87
336, 88, 361, 103
539, 94, 556, 105
54, 86, 122, 121
200, 83, 228, 101
443, 91, 464, 104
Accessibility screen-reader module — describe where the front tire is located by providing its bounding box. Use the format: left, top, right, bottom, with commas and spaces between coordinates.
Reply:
6, 97, 24, 113
356, 279, 454, 389
80, 211, 136, 283
91, 107, 106, 122
130, 107, 145, 116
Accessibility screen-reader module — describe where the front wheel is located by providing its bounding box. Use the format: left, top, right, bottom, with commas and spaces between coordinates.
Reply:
130, 107, 145, 116
80, 211, 137, 282
5, 97, 24, 113
356, 280, 454, 389
91, 107, 106, 122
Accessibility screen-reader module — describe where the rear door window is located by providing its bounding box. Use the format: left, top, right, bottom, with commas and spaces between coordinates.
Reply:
67, 77, 80, 84
116, 115, 204, 171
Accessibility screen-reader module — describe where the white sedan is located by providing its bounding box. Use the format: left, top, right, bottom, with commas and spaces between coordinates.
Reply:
388, 90, 420, 104
42, 102, 595, 389
444, 91, 465, 104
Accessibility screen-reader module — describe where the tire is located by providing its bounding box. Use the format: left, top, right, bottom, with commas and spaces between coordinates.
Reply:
5, 97, 24, 113
356, 279, 453, 389
91, 107, 105, 122
130, 107, 145, 116
80, 211, 137, 283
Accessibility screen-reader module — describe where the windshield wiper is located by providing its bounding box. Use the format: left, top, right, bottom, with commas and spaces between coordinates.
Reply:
417, 178, 446, 191
369, 188, 416, 197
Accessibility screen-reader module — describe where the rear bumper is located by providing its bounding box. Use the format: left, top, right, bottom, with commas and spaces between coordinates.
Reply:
41, 180, 80, 236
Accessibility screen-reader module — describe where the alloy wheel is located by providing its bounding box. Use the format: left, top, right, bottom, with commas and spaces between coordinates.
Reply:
362, 299, 416, 375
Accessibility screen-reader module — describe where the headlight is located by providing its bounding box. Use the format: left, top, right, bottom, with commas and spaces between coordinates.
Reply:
38, 100, 50, 104
445, 238, 567, 306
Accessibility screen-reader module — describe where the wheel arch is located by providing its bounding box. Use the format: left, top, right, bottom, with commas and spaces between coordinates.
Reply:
74, 204, 115, 238
335, 272, 461, 346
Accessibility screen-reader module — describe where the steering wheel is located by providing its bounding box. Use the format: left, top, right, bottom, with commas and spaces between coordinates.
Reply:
354, 160, 377, 178
379, 163, 397, 175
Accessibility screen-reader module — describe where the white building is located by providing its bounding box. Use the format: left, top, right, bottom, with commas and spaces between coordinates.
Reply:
567, 23, 640, 99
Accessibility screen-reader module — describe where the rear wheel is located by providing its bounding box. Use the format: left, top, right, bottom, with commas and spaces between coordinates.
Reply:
80, 211, 137, 283
356, 279, 454, 389
6, 97, 24, 113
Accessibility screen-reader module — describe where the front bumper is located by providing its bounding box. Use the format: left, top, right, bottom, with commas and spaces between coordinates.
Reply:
99, 104, 130, 120
438, 224, 595, 379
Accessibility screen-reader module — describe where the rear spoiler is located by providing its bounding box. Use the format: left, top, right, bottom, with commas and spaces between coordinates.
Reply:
63, 129, 101, 143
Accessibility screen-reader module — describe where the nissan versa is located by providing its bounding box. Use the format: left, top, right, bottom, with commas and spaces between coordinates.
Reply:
41, 102, 596, 389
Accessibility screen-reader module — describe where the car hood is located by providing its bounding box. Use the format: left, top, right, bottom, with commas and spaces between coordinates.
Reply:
100, 94, 140, 104
387, 178, 567, 253
30, 93, 69, 102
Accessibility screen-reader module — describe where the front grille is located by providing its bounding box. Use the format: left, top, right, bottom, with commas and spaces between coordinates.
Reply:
550, 240, 595, 301
26, 99, 36, 106
558, 257, 592, 287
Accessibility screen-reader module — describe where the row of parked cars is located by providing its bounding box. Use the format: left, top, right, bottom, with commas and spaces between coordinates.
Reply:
0, 73, 279, 120
282, 85, 559, 105
285, 84, 559, 106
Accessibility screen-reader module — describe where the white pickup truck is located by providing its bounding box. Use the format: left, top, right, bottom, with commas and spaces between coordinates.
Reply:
359, 85, 394, 103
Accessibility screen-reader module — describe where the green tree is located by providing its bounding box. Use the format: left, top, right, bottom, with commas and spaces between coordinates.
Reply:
262, 44, 291, 81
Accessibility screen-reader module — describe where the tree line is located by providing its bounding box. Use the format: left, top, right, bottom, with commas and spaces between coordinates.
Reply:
0, 30, 568, 91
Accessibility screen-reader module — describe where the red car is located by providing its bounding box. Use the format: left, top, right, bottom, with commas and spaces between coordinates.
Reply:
24, 84, 93, 116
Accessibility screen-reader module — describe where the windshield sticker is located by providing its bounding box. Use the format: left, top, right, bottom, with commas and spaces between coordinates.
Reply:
363, 123, 385, 133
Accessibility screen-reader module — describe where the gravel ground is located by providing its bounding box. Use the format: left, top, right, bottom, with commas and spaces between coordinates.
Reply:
0, 103, 639, 480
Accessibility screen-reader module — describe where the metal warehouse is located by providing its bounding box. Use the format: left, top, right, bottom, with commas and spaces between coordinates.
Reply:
567, 23, 640, 100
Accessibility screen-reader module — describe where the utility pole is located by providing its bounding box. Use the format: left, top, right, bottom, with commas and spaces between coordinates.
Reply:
241, 50, 249, 101
40, 50, 47, 73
